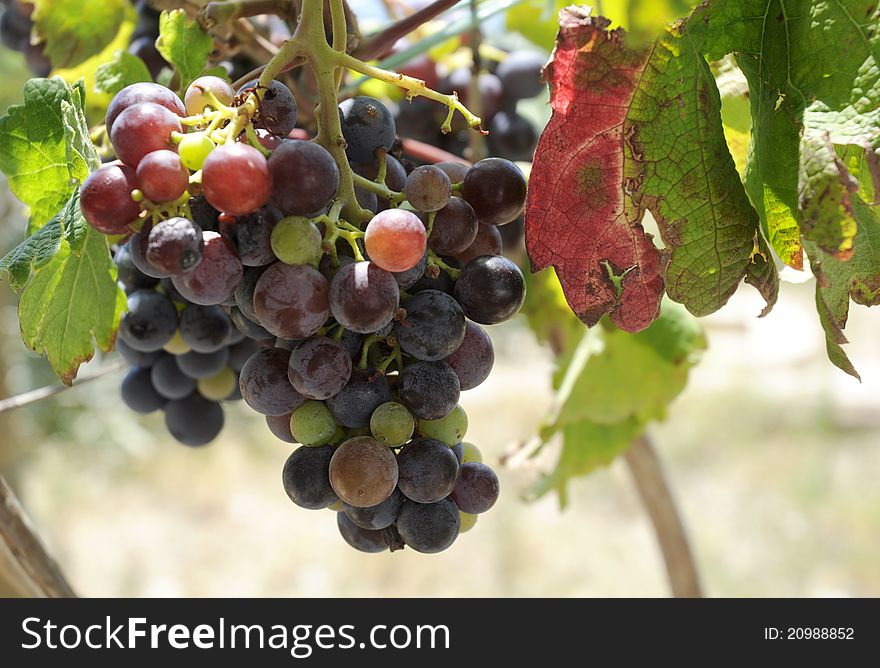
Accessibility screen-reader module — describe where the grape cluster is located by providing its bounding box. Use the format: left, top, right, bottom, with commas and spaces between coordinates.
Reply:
83, 76, 525, 553
396, 49, 545, 162
113, 206, 257, 446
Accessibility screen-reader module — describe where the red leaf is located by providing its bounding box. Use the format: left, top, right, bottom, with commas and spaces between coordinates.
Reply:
525, 7, 663, 333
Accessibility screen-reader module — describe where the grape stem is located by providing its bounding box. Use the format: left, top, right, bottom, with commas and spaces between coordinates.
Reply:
428, 251, 460, 279
358, 334, 384, 369
210, 0, 486, 223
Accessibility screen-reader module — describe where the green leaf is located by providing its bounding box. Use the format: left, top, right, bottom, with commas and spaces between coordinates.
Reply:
529, 301, 705, 504
95, 50, 152, 94
0, 77, 91, 233
0, 219, 62, 291
32, 0, 130, 69
798, 132, 858, 259
18, 228, 126, 384
729, 0, 880, 269
156, 9, 213, 93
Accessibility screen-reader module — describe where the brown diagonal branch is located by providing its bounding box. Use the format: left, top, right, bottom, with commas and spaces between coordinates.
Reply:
0, 475, 76, 598
354, 0, 462, 61
624, 436, 703, 598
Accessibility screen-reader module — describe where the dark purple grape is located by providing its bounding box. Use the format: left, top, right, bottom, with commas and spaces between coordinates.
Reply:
397, 438, 460, 504
393, 251, 427, 290
461, 158, 527, 226
116, 338, 162, 367
220, 206, 282, 266
146, 217, 204, 275
428, 197, 478, 255
404, 165, 451, 212
444, 321, 494, 390
229, 305, 273, 340
329, 261, 399, 334
265, 412, 295, 443
434, 161, 469, 186
118, 290, 178, 352
253, 263, 330, 339
456, 223, 502, 263
395, 498, 460, 554
394, 290, 466, 362
495, 50, 546, 101
343, 488, 404, 530
239, 347, 306, 416
114, 242, 159, 292
176, 348, 230, 380
337, 512, 388, 553
268, 139, 339, 216
151, 354, 197, 399
339, 96, 396, 163
453, 255, 525, 324
120, 367, 166, 413
398, 361, 460, 420
283, 445, 338, 510
235, 265, 267, 323
450, 462, 499, 514
487, 110, 537, 161
179, 304, 232, 353
326, 367, 392, 428
171, 231, 243, 306
227, 338, 260, 370
164, 394, 224, 447
287, 336, 353, 400
239, 79, 298, 136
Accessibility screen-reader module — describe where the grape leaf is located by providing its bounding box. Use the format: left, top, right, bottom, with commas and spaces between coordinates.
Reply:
0, 78, 92, 234
156, 9, 213, 93
529, 300, 705, 505
0, 77, 124, 382
526, 8, 771, 333
18, 228, 126, 384
95, 50, 152, 94
32, 0, 130, 69
0, 217, 63, 291
798, 132, 859, 259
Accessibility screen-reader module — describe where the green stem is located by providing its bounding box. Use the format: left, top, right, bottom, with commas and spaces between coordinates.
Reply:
334, 50, 484, 133
358, 334, 384, 369
429, 250, 461, 280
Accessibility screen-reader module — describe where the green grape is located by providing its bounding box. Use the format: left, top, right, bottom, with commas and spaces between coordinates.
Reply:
163, 330, 191, 355
456, 441, 483, 464
291, 400, 337, 446
271, 216, 323, 266
197, 367, 237, 401
418, 404, 468, 445
370, 401, 415, 447
179, 132, 215, 171
459, 511, 478, 533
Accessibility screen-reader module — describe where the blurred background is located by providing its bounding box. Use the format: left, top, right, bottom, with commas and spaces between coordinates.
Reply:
0, 0, 878, 598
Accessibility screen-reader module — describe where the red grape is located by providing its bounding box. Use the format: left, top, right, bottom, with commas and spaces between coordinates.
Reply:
364, 209, 427, 272
80, 163, 141, 235
110, 102, 182, 168
202, 143, 272, 216
135, 149, 189, 203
